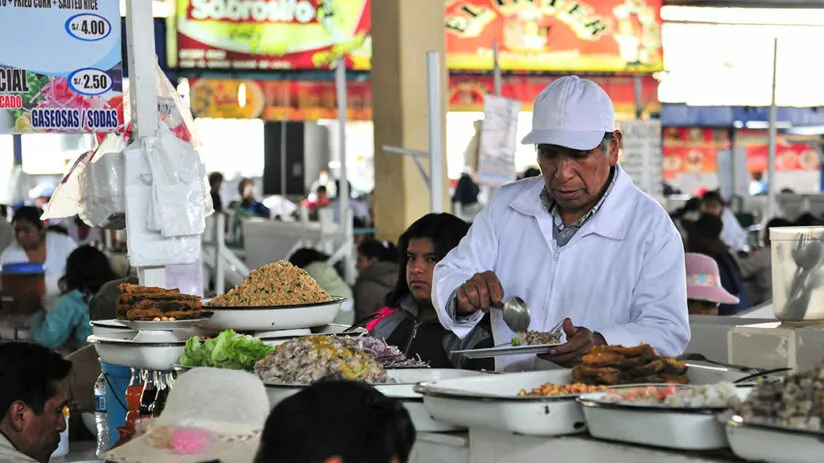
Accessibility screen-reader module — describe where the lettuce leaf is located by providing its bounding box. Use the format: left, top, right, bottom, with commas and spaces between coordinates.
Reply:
180, 330, 274, 371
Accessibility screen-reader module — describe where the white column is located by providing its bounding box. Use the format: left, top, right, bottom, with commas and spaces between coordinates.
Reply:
767, 38, 779, 221
427, 51, 444, 214
125, 0, 164, 288
336, 58, 354, 283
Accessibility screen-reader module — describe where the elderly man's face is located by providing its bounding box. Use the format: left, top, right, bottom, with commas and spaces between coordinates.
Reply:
537, 131, 621, 213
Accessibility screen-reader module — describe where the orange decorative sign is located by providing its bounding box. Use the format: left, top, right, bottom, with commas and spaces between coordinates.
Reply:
445, 0, 663, 72
175, 0, 371, 70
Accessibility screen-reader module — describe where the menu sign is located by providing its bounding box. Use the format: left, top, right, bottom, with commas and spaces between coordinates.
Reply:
0, 1, 124, 134
445, 0, 663, 72
175, 0, 372, 70
477, 95, 521, 187
619, 120, 663, 197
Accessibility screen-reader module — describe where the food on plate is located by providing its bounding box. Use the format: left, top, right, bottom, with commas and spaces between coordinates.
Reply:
116, 283, 204, 321
518, 382, 608, 397
572, 344, 689, 386
209, 261, 333, 307
601, 383, 741, 408
343, 335, 429, 368
734, 362, 824, 431
180, 330, 275, 371
511, 330, 563, 346
254, 335, 388, 385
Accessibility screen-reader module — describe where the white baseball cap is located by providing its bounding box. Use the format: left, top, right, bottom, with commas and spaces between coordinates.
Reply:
521, 76, 615, 150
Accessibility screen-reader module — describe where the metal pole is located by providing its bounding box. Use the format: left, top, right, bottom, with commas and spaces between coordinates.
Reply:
125, 0, 164, 288
493, 41, 502, 97
426, 51, 444, 213
767, 38, 778, 220
633, 75, 644, 119
12, 135, 22, 166
335, 58, 353, 284
280, 118, 287, 197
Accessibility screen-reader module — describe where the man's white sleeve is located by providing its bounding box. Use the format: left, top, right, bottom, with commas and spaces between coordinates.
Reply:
432, 195, 501, 339
597, 224, 691, 357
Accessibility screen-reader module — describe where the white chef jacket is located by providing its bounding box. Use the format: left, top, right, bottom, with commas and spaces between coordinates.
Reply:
433, 166, 690, 372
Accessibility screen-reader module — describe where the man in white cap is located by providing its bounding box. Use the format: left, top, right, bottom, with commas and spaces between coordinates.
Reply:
433, 76, 689, 372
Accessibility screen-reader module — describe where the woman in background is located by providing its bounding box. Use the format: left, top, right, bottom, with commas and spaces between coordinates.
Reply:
29, 246, 117, 354
354, 239, 398, 322
367, 213, 494, 370
289, 248, 354, 324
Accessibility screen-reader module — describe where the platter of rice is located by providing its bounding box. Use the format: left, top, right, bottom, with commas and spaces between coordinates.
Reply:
201, 261, 346, 331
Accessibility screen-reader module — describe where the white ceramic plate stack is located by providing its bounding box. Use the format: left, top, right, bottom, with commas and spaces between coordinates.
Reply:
725, 416, 824, 463
88, 330, 189, 371
200, 297, 346, 332
578, 385, 752, 450
413, 364, 753, 437
264, 369, 486, 432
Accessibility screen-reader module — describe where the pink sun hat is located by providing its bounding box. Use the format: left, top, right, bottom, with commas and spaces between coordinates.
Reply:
685, 253, 739, 304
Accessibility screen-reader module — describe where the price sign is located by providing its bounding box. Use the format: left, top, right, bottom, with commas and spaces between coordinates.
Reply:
68, 69, 112, 96
66, 13, 112, 42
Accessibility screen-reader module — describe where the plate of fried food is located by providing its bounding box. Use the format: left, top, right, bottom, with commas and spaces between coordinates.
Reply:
451, 330, 563, 359
116, 284, 213, 330
201, 261, 347, 331
572, 344, 690, 385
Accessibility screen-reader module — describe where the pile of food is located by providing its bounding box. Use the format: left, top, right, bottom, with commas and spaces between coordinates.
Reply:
512, 330, 563, 346
117, 284, 205, 321
180, 330, 275, 371
601, 383, 741, 408
572, 344, 689, 386
209, 261, 333, 307
518, 383, 608, 397
343, 335, 429, 368
734, 363, 824, 431
254, 335, 389, 385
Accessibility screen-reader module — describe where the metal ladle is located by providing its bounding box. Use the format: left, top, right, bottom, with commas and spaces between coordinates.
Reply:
496, 296, 531, 332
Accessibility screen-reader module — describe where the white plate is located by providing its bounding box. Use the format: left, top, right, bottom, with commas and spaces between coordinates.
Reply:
726, 417, 824, 463
90, 319, 133, 337
451, 342, 562, 359
121, 317, 213, 330
200, 298, 345, 331
577, 386, 752, 450
88, 335, 184, 371
263, 369, 485, 432
254, 329, 312, 338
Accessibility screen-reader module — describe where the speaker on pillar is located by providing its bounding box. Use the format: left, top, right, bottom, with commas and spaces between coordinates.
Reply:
263, 121, 305, 196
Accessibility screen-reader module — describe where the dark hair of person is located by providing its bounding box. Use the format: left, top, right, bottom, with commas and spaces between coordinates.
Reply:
795, 213, 824, 227
255, 380, 416, 463
316, 185, 327, 194
684, 196, 701, 212
385, 213, 470, 306
288, 248, 330, 269
685, 213, 727, 255
764, 217, 793, 246
0, 342, 71, 416
701, 190, 724, 206
0, 205, 7, 220
12, 206, 44, 230
357, 239, 397, 263
522, 167, 541, 178
208, 172, 224, 186
64, 246, 118, 296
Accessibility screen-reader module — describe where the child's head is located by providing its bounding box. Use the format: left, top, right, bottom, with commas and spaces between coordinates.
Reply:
685, 253, 739, 315
255, 380, 415, 463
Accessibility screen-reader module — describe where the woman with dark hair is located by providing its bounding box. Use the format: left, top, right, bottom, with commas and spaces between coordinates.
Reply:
28, 246, 117, 353
289, 248, 354, 323
0, 206, 77, 297
365, 213, 493, 370
685, 214, 751, 315
237, 178, 270, 218
354, 239, 398, 321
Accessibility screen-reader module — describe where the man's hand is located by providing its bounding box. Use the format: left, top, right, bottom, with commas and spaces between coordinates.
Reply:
456, 271, 504, 314
538, 318, 606, 368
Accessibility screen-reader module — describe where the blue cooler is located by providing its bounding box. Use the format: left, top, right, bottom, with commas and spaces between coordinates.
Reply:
100, 361, 130, 446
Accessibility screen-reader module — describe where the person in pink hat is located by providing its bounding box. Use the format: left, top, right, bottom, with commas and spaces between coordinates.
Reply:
685, 252, 740, 316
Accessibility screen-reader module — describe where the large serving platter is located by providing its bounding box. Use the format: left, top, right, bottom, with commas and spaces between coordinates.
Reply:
88, 330, 189, 371
578, 385, 752, 450
264, 368, 487, 432
199, 297, 346, 331
725, 415, 824, 463
414, 364, 753, 437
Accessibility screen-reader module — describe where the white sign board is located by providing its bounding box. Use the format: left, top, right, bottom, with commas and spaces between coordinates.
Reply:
477, 95, 521, 187
619, 120, 663, 198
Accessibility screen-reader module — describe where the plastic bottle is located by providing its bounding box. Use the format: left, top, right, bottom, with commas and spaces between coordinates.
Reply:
139, 370, 158, 419
125, 368, 143, 431
51, 405, 70, 458
152, 372, 169, 418
94, 373, 109, 457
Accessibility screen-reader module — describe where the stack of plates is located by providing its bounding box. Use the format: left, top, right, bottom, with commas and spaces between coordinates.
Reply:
199, 297, 347, 332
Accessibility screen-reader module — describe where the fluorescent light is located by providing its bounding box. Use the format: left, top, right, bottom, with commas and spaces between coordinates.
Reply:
238, 83, 247, 108
745, 121, 792, 129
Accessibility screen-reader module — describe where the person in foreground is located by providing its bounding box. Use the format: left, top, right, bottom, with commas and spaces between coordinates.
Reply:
0, 342, 72, 463
105, 367, 268, 463
433, 76, 690, 372
685, 253, 739, 316
255, 380, 416, 463
367, 213, 494, 370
